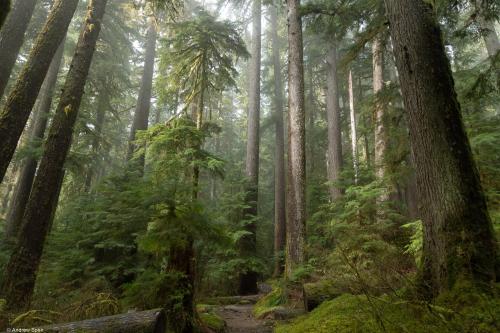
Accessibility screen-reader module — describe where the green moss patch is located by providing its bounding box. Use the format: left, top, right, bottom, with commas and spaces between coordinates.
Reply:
276, 290, 500, 333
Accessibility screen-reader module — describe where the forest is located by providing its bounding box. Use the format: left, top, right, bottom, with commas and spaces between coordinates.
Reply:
0, 0, 499, 332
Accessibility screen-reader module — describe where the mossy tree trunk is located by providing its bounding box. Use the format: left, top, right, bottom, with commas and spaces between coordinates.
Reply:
384, 0, 498, 298
4, 39, 65, 241
240, 0, 261, 295
0, 0, 37, 98
0, 0, 79, 184
0, 0, 108, 310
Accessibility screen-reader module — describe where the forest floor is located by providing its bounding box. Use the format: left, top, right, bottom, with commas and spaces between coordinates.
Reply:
216, 301, 273, 333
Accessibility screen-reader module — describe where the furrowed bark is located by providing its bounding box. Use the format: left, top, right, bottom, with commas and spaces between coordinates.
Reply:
4, 39, 65, 241
0, 0, 79, 184
0, 0, 108, 310
270, 2, 286, 277
35, 309, 166, 333
385, 0, 497, 298
325, 44, 343, 201
0, 0, 37, 98
285, 0, 306, 281
240, 0, 261, 295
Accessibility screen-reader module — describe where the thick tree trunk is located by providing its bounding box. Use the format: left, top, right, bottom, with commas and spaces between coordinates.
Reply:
285, 0, 306, 281
240, 0, 261, 295
127, 17, 157, 164
0, 0, 79, 184
385, 0, 497, 298
474, 0, 500, 60
0, 0, 37, 98
84, 90, 108, 191
348, 70, 358, 184
0, 0, 10, 29
373, 36, 385, 180
306, 64, 315, 178
4, 39, 65, 241
35, 309, 166, 333
270, 3, 286, 277
0, 0, 107, 310
325, 45, 343, 201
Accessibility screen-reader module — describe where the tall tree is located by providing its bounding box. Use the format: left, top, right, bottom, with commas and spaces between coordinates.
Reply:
384, 0, 497, 298
240, 0, 261, 295
4, 39, 65, 241
348, 69, 359, 183
0, 0, 108, 310
285, 0, 306, 283
325, 44, 343, 200
0, 0, 10, 29
0, 0, 79, 184
474, 0, 499, 61
127, 16, 157, 165
270, 2, 286, 277
373, 35, 387, 196
84, 90, 108, 191
0, 0, 37, 98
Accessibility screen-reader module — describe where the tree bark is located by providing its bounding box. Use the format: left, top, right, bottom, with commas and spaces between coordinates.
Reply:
0, 0, 107, 310
0, 0, 79, 184
385, 0, 497, 298
127, 17, 157, 165
0, 0, 37, 98
474, 0, 500, 60
325, 44, 343, 201
285, 0, 306, 281
348, 69, 358, 184
373, 36, 385, 179
4, 39, 65, 241
270, 2, 286, 277
0, 0, 10, 29
240, 0, 261, 295
35, 309, 166, 333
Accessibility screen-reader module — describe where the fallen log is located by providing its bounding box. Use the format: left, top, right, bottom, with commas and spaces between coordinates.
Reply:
18, 308, 166, 333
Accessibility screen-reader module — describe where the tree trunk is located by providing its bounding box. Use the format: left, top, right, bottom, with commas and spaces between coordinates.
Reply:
4, 39, 65, 241
36, 309, 166, 333
384, 0, 497, 298
0, 0, 79, 184
127, 17, 157, 164
348, 70, 358, 184
474, 0, 500, 60
0, 0, 10, 29
306, 64, 315, 178
84, 90, 108, 192
0, 0, 37, 98
240, 0, 261, 295
325, 45, 343, 201
285, 0, 306, 282
0, 0, 107, 310
270, 2, 286, 277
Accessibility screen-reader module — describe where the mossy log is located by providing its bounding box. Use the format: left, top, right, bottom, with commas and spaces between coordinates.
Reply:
28, 309, 166, 333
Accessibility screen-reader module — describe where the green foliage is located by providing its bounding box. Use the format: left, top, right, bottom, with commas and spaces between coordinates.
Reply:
276, 288, 500, 333
158, 9, 249, 111
253, 282, 286, 318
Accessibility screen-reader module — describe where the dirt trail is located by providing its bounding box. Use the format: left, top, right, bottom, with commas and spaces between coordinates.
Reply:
216, 303, 273, 333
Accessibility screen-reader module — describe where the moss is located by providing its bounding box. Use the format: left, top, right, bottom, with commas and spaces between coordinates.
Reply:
275, 291, 500, 333
253, 284, 285, 319
199, 312, 225, 332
